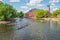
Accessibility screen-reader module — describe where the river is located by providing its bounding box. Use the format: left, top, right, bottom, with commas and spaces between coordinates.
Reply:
0, 18, 60, 40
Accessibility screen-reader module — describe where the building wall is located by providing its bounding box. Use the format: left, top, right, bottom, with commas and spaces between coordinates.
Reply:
26, 12, 36, 19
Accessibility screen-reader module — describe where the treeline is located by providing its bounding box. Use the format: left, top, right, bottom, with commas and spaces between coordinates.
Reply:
36, 9, 48, 19
36, 9, 60, 19
0, 1, 60, 21
0, 1, 24, 21
52, 9, 60, 17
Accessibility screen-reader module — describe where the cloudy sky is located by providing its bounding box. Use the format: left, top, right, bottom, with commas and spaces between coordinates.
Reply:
0, 0, 60, 13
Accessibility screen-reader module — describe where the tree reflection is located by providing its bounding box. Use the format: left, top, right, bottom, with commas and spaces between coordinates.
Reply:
0, 24, 14, 33
0, 24, 15, 40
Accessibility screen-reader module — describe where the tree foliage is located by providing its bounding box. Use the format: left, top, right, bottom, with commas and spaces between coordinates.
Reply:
0, 1, 17, 21
17, 11, 24, 18
52, 9, 60, 17
36, 9, 47, 19
0, 1, 3, 6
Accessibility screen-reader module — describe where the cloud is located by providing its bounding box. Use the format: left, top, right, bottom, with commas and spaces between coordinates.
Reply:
50, 5, 58, 11
50, 0, 59, 3
49, 0, 60, 8
10, 0, 20, 2
27, 0, 43, 6
20, 6, 32, 13
53, 8, 58, 11
24, 8, 32, 13
37, 4, 43, 6
50, 5, 56, 9
20, 6, 28, 9
51, 3, 55, 6
0, 0, 2, 1
49, 0, 59, 8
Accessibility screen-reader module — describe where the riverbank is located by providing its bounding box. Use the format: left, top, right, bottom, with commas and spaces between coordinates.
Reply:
42, 18, 60, 22
0, 21, 11, 24
0, 18, 60, 24
0, 21, 16, 26
0, 18, 17, 24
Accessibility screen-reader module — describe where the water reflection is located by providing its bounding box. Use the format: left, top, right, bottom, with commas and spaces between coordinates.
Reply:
0, 24, 14, 40
0, 18, 60, 40
16, 18, 30, 30
0, 24, 14, 33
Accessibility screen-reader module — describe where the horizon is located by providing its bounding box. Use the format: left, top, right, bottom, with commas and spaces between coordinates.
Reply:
0, 0, 60, 13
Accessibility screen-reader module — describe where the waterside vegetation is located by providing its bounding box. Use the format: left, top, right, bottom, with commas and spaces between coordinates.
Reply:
0, 1, 60, 24
0, 1, 24, 21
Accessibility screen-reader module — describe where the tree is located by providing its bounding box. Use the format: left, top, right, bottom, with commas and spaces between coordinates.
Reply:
36, 9, 47, 19
17, 11, 24, 18
0, 3, 17, 21
52, 9, 60, 17
0, 1, 3, 6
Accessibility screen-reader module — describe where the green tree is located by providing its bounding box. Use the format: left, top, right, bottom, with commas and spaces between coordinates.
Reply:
0, 1, 3, 6
36, 9, 47, 19
52, 9, 60, 17
17, 11, 24, 18
0, 3, 17, 21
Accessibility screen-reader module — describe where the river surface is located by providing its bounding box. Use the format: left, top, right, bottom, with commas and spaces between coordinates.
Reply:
0, 18, 60, 40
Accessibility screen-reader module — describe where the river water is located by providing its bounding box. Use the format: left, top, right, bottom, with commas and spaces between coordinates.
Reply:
0, 18, 60, 40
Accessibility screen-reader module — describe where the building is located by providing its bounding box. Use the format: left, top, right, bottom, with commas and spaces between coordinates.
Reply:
25, 8, 37, 19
